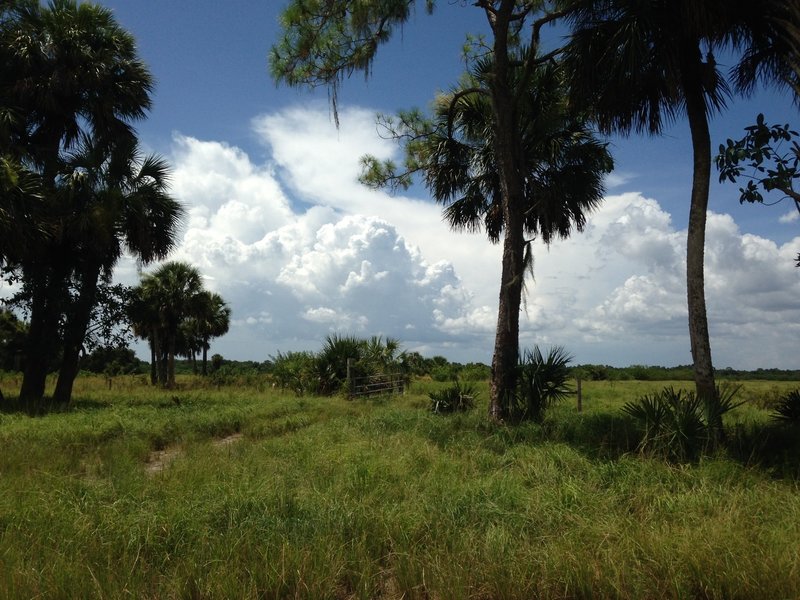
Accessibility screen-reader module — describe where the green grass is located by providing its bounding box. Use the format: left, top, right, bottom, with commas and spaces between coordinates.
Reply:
0, 375, 798, 598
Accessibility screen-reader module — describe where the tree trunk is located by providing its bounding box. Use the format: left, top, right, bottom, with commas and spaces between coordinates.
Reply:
167, 334, 176, 388
53, 263, 101, 404
19, 265, 66, 404
19, 288, 53, 404
683, 59, 717, 402
486, 1, 527, 421
149, 339, 157, 385
202, 342, 208, 376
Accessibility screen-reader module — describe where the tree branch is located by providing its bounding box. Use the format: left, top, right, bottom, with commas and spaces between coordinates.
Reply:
447, 87, 490, 139
516, 7, 571, 103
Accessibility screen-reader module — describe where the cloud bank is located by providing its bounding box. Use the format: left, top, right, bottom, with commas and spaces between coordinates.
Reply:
123, 105, 799, 368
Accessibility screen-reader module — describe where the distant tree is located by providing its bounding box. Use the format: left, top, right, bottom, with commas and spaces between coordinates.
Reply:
136, 262, 204, 388
132, 263, 230, 387
128, 282, 163, 385
0, 308, 27, 372
194, 292, 231, 376
81, 346, 142, 375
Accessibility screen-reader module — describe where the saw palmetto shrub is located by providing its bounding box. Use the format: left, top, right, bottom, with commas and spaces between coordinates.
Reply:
508, 346, 573, 423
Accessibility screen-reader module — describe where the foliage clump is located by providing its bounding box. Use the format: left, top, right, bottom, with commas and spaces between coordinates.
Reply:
429, 380, 477, 414
270, 335, 410, 397
772, 389, 800, 425
622, 385, 744, 462
507, 346, 573, 423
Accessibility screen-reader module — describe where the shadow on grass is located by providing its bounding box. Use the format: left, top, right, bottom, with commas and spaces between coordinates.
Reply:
469, 409, 640, 461
464, 406, 800, 479
0, 394, 112, 416
542, 411, 642, 459
727, 421, 800, 479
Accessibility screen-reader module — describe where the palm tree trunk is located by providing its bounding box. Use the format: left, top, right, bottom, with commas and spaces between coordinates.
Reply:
19, 264, 66, 404
53, 263, 101, 404
167, 335, 176, 388
683, 61, 717, 402
202, 343, 208, 376
19, 287, 52, 404
491, 213, 525, 420
487, 1, 526, 421
149, 338, 157, 385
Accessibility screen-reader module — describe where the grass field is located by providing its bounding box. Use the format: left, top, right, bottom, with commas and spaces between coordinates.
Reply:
0, 374, 798, 599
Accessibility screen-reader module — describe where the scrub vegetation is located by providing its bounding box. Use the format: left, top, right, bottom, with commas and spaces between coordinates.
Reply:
1, 373, 798, 599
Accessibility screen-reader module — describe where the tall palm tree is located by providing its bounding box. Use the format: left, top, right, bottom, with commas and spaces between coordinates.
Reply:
274, 0, 608, 420
138, 262, 204, 388
52, 137, 183, 403
566, 0, 800, 401
194, 291, 231, 376
365, 54, 611, 419
564, 0, 737, 402
129, 281, 164, 386
1, 0, 154, 403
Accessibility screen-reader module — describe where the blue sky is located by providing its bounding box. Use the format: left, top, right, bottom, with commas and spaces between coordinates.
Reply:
96, 1, 799, 368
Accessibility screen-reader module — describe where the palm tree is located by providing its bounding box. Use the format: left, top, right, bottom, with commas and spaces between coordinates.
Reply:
364, 54, 612, 420
1, 0, 154, 403
564, 0, 739, 402
274, 1, 610, 420
51, 137, 183, 403
128, 283, 163, 385
138, 262, 204, 388
194, 291, 231, 376
566, 0, 800, 401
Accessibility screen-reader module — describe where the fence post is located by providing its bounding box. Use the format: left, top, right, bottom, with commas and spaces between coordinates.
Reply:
576, 377, 583, 412
346, 358, 355, 398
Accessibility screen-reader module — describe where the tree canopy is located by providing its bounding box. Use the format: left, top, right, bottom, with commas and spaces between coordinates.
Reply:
0, 0, 182, 405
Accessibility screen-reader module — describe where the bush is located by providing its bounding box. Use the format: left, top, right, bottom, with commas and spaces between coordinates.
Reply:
622, 385, 743, 462
429, 380, 477, 414
508, 346, 572, 423
269, 351, 317, 396
81, 346, 143, 375
269, 335, 411, 397
772, 389, 800, 425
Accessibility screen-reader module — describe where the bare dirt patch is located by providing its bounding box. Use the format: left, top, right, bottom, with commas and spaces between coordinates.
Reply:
212, 432, 243, 448
145, 446, 182, 475
144, 434, 243, 475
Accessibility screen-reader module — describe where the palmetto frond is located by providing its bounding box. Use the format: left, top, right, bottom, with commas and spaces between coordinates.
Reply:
565, 0, 736, 135
425, 50, 611, 247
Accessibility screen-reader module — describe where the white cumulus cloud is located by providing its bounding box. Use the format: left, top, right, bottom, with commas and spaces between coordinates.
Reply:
110, 104, 800, 369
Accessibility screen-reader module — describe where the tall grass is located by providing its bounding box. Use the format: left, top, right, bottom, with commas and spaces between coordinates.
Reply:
0, 374, 798, 598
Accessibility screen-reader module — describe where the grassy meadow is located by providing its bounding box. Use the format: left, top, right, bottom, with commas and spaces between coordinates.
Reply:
0, 374, 799, 599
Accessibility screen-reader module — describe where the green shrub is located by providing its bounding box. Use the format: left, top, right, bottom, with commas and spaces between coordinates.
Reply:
429, 380, 477, 414
508, 346, 573, 423
623, 387, 706, 462
772, 389, 800, 424
269, 351, 317, 395
622, 385, 743, 462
